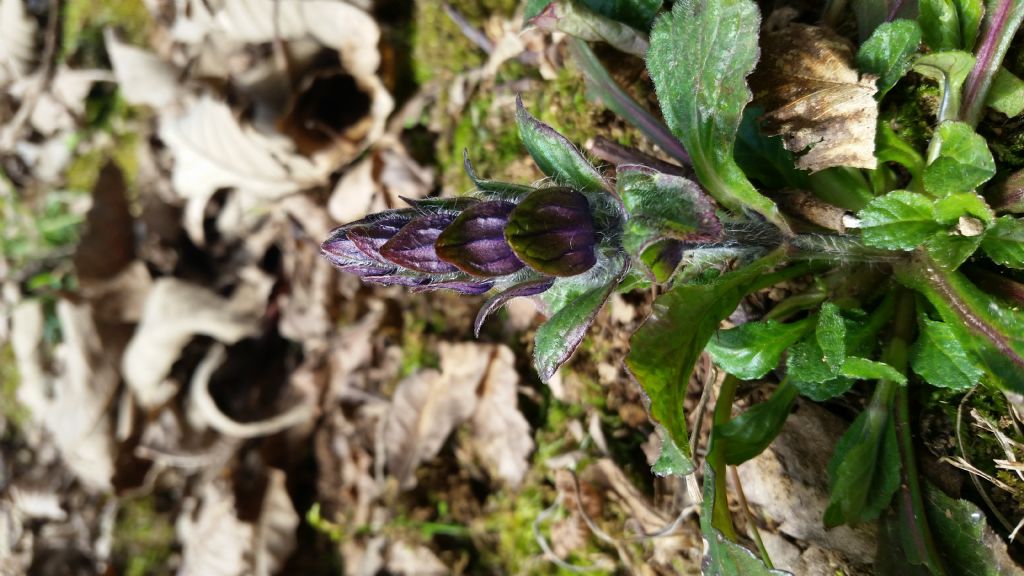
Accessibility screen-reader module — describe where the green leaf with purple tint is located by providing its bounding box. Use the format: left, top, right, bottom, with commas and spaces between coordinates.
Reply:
534, 258, 627, 381
648, 0, 790, 233
505, 187, 598, 277
436, 201, 524, 277
896, 257, 1024, 392
626, 250, 784, 468
380, 215, 459, 274
474, 276, 555, 336
463, 150, 535, 200
515, 96, 611, 194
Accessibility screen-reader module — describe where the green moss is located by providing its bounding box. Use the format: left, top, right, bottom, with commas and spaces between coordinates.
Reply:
411, 1, 486, 84
112, 497, 175, 576
62, 0, 153, 63
881, 77, 940, 156
0, 345, 29, 432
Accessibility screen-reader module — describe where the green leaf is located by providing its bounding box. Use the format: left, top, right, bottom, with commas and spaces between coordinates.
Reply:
896, 261, 1024, 393
534, 258, 626, 381
717, 380, 799, 465
859, 190, 942, 250
923, 121, 996, 196
911, 318, 983, 389
734, 106, 808, 190
987, 68, 1024, 117
515, 95, 611, 194
839, 357, 908, 384
852, 0, 890, 40
912, 51, 975, 122
924, 232, 982, 269
706, 318, 814, 380
824, 407, 901, 527
857, 20, 922, 96
932, 191, 995, 224
619, 165, 721, 251
648, 0, 789, 232
981, 215, 1024, 269
652, 430, 695, 476
788, 304, 858, 400
876, 121, 925, 178
579, 0, 662, 30
701, 465, 789, 575
463, 150, 534, 200
627, 250, 784, 467
919, 0, 982, 50
923, 485, 1017, 575
531, 1, 650, 57
638, 239, 684, 283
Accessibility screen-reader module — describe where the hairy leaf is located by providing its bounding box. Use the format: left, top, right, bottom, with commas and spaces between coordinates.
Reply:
923, 121, 996, 196
987, 68, 1024, 117
717, 381, 799, 465
648, 0, 789, 231
981, 215, 1024, 269
825, 407, 901, 527
911, 318, 983, 389
705, 318, 814, 380
913, 51, 976, 122
859, 190, 942, 250
857, 20, 922, 96
628, 251, 784, 463
534, 258, 627, 381
515, 95, 611, 193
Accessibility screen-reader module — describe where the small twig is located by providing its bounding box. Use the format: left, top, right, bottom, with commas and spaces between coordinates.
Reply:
442, 2, 494, 54
0, 0, 60, 150
587, 137, 690, 178
532, 493, 610, 574
730, 465, 773, 569
956, 387, 1017, 533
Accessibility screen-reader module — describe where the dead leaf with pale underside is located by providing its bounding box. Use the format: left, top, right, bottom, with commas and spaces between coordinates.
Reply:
751, 23, 878, 172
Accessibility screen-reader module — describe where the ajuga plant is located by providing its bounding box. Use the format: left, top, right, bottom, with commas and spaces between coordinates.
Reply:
323, 0, 1024, 573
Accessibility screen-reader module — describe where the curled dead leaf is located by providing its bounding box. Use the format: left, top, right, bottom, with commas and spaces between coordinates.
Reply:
751, 23, 878, 172
0, 0, 38, 87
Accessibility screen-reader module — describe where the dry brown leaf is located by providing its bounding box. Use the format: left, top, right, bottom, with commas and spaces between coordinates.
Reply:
751, 23, 878, 172
74, 164, 134, 282
736, 400, 877, 563
177, 470, 297, 576
121, 269, 273, 408
0, 0, 37, 87
186, 344, 315, 438
384, 342, 491, 488
12, 300, 120, 491
468, 345, 533, 487
384, 540, 448, 575
104, 29, 181, 109
327, 139, 433, 224
158, 96, 333, 244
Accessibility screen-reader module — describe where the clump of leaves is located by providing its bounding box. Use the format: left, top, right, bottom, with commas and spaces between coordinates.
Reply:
324, 0, 1024, 573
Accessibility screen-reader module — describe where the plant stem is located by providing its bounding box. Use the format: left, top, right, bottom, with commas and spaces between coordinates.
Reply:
568, 38, 692, 166
706, 374, 740, 541
888, 288, 947, 575
960, 0, 1024, 127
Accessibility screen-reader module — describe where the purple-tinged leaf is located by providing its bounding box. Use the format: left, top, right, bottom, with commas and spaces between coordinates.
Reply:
463, 150, 535, 200
474, 277, 555, 337
412, 279, 495, 295
960, 0, 1024, 126
380, 215, 459, 274
515, 95, 612, 194
534, 259, 629, 381
361, 273, 432, 288
348, 215, 411, 262
530, 1, 649, 57
400, 196, 480, 215
568, 38, 692, 166
987, 170, 1024, 214
896, 255, 1024, 392
436, 201, 524, 277
505, 188, 597, 277
321, 227, 396, 276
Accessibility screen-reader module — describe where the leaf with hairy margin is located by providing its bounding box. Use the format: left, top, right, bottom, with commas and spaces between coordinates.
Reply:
648, 0, 789, 232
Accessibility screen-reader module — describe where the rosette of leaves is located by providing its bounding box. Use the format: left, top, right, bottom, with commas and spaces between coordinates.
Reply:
322, 97, 661, 380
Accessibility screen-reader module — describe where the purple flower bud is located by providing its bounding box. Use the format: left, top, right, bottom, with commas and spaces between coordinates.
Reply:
348, 215, 412, 262
379, 214, 460, 274
320, 226, 396, 277
504, 187, 597, 277
435, 201, 525, 277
